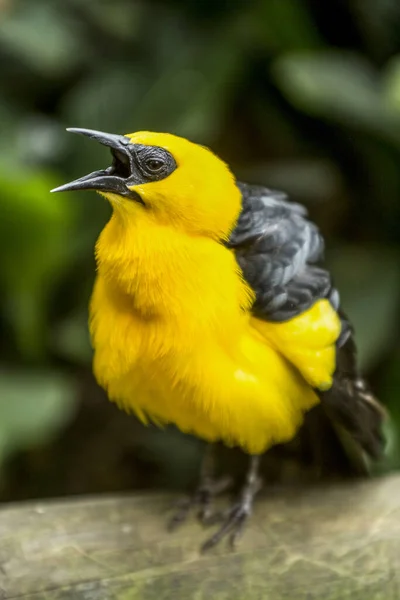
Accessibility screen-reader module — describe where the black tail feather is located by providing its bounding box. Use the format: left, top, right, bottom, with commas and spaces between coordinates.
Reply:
318, 313, 387, 469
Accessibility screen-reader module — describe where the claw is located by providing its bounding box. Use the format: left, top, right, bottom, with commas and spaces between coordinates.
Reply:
200, 455, 262, 552
200, 501, 251, 552
167, 451, 262, 552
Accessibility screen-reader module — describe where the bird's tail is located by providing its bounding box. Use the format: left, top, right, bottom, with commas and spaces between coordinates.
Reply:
317, 312, 387, 474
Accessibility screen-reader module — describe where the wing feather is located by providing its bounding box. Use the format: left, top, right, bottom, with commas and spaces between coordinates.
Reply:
228, 182, 331, 321
227, 181, 386, 469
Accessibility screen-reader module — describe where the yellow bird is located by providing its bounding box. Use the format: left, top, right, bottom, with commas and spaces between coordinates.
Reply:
53, 128, 386, 550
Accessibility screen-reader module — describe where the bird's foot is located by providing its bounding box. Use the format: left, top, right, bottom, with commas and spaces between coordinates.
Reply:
201, 458, 262, 552
168, 475, 233, 530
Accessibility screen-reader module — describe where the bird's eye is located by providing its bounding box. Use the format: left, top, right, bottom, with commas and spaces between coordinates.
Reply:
146, 158, 164, 172
134, 145, 177, 181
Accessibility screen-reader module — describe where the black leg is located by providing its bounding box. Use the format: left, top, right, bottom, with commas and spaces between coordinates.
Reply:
201, 455, 262, 552
168, 444, 233, 530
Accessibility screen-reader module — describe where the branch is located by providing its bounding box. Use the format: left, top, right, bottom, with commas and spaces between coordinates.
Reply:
1, 476, 399, 599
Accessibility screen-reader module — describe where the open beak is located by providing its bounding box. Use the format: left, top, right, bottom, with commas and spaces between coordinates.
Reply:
51, 128, 144, 203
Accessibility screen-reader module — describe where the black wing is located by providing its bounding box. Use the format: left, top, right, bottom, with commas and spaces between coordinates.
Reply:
228, 182, 386, 470
227, 182, 338, 322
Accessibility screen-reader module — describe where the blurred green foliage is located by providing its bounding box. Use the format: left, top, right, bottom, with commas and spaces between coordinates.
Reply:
0, 0, 399, 499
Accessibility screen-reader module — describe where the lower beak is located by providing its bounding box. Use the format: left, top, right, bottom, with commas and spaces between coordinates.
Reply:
50, 128, 143, 203
51, 168, 131, 195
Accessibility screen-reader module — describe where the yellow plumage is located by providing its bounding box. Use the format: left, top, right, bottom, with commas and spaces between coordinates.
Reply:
50, 127, 386, 549
87, 132, 341, 455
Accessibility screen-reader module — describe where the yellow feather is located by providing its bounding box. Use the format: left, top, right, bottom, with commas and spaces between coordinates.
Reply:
252, 300, 341, 391
88, 132, 340, 455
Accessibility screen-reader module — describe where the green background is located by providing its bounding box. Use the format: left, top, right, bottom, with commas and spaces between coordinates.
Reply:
0, 0, 399, 501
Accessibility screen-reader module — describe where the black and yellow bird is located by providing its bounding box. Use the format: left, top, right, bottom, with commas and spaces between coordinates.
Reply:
52, 129, 386, 550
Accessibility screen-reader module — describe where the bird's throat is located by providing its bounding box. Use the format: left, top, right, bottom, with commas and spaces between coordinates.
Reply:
94, 211, 250, 321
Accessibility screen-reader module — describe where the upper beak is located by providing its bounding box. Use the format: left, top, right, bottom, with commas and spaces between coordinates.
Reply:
50, 128, 143, 203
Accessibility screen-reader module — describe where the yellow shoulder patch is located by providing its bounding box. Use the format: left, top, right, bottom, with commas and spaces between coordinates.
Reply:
251, 299, 341, 390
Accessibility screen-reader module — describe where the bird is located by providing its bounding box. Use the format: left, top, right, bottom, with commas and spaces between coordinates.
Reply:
52, 128, 386, 551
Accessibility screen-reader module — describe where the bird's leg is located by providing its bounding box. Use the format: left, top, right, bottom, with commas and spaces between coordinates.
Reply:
201, 454, 262, 552
168, 444, 233, 530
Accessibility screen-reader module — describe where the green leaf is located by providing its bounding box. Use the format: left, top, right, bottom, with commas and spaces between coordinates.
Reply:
272, 51, 400, 146
62, 22, 244, 146
383, 55, 400, 111
326, 245, 400, 371
68, 0, 143, 41
0, 370, 78, 464
0, 168, 76, 358
129, 35, 244, 143
0, 1, 86, 76
61, 66, 148, 141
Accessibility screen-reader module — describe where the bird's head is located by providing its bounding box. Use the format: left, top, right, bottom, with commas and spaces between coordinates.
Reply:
52, 129, 241, 240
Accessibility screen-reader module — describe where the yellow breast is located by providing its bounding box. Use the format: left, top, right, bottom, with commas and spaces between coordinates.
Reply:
89, 212, 339, 454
